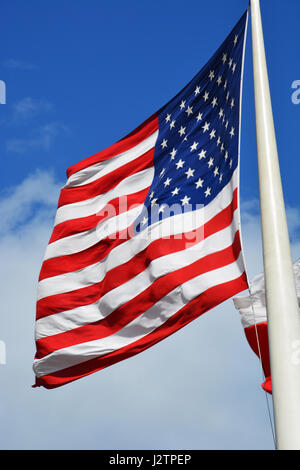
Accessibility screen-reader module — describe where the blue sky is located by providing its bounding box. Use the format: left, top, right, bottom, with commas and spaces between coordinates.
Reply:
0, 0, 299, 450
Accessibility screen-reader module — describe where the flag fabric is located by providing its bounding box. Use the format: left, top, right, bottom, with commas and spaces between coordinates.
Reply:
33, 11, 249, 389
233, 259, 300, 394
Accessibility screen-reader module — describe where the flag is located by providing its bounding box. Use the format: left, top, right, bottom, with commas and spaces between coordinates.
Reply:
233, 259, 300, 394
33, 11, 249, 389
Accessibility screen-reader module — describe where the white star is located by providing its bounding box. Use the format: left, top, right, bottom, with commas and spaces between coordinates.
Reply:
198, 149, 207, 160
230, 98, 235, 109
149, 191, 154, 200
170, 148, 177, 160
218, 108, 224, 118
185, 105, 193, 116
222, 53, 227, 64
185, 168, 195, 179
171, 187, 180, 196
194, 86, 201, 96
211, 97, 218, 108
165, 114, 171, 123
225, 120, 229, 129
203, 91, 209, 102
228, 57, 233, 68
219, 173, 223, 183
230, 127, 235, 138
164, 177, 172, 187
161, 139, 168, 149
229, 158, 233, 168
217, 136, 221, 146
196, 112, 203, 122
220, 142, 225, 152
208, 157, 214, 168
205, 187, 211, 197
178, 126, 186, 136
226, 92, 230, 102
224, 151, 229, 160
195, 178, 204, 189
217, 75, 222, 86
234, 34, 238, 46
190, 141, 199, 151
202, 121, 210, 132
223, 80, 227, 90
209, 129, 216, 139
170, 119, 176, 129
141, 216, 148, 226
151, 198, 158, 207
232, 63, 237, 73
214, 167, 219, 177
181, 195, 191, 206
176, 159, 185, 169
158, 205, 166, 213
209, 70, 215, 81
160, 168, 166, 178
180, 100, 186, 110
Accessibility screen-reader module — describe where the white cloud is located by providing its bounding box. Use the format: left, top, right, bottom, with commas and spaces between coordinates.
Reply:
6, 122, 67, 154
0, 171, 299, 449
12, 97, 54, 121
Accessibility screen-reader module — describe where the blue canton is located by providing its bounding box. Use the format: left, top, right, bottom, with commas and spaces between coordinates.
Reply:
135, 11, 248, 233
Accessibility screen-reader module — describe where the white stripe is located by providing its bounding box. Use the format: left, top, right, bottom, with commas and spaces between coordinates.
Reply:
33, 253, 245, 377
45, 204, 144, 261
37, 172, 237, 300
36, 302, 107, 340
54, 167, 154, 226
65, 131, 158, 188
36, 213, 239, 339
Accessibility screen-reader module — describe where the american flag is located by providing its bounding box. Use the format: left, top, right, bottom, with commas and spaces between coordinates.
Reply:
233, 258, 300, 395
33, 10, 249, 388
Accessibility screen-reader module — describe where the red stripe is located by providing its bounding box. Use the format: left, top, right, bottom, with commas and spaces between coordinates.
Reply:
36, 231, 242, 358
37, 190, 238, 318
59, 148, 154, 208
39, 189, 238, 282
37, 281, 106, 321
49, 188, 150, 244
34, 273, 248, 389
66, 114, 158, 178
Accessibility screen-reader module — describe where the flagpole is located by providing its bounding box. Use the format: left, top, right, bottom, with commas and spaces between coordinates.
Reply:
250, 0, 300, 450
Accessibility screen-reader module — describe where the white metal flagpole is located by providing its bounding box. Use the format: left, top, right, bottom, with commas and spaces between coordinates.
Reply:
250, 0, 300, 450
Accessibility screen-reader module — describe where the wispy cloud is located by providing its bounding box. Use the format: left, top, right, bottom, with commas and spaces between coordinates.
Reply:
2, 59, 37, 70
6, 121, 68, 154
0, 169, 62, 235
12, 97, 54, 121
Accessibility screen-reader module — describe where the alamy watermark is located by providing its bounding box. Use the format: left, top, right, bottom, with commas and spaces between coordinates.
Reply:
291, 80, 300, 104
95, 196, 205, 249
0, 80, 6, 104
